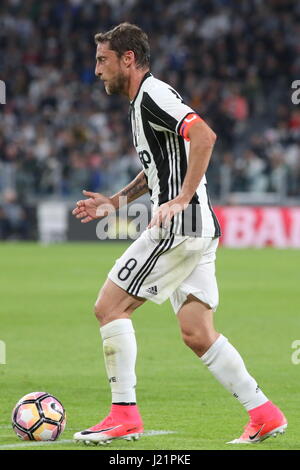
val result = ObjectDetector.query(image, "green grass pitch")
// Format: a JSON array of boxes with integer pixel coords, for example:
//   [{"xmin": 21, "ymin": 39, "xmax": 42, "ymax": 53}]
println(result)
[{"xmin": 0, "ymin": 242, "xmax": 299, "ymax": 450}]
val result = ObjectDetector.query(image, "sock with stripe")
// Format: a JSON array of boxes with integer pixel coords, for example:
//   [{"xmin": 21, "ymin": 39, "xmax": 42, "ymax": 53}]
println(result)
[
  {"xmin": 100, "ymin": 318, "xmax": 137, "ymax": 404},
  {"xmin": 200, "ymin": 334, "xmax": 269, "ymax": 411}
]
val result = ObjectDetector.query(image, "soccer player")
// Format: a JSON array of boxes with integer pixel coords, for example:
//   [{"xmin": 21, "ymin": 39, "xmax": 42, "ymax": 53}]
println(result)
[{"xmin": 72, "ymin": 23, "xmax": 287, "ymax": 444}]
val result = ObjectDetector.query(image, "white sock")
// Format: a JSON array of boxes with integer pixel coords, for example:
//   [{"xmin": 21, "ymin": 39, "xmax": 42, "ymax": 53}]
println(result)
[
  {"xmin": 100, "ymin": 318, "xmax": 137, "ymax": 404},
  {"xmin": 200, "ymin": 335, "xmax": 268, "ymax": 411}
]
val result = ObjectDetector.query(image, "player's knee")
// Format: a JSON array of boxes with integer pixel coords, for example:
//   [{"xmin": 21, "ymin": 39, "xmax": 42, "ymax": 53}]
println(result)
[
  {"xmin": 181, "ymin": 330, "xmax": 200, "ymax": 349},
  {"xmin": 181, "ymin": 330, "xmax": 213, "ymax": 357},
  {"xmin": 93, "ymin": 284, "xmax": 116, "ymax": 323},
  {"xmin": 94, "ymin": 302, "xmax": 119, "ymax": 325},
  {"xmin": 94, "ymin": 300, "xmax": 107, "ymax": 323},
  {"xmin": 94, "ymin": 294, "xmax": 117, "ymax": 324},
  {"xmin": 93, "ymin": 297, "xmax": 135, "ymax": 326}
]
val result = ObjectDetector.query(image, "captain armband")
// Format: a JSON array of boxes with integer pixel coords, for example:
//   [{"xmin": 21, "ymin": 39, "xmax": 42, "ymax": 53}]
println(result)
[{"xmin": 179, "ymin": 113, "xmax": 203, "ymax": 141}]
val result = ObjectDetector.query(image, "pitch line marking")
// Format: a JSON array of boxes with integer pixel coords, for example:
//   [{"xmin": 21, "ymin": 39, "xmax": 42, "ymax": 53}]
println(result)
[{"xmin": 0, "ymin": 430, "xmax": 176, "ymax": 449}]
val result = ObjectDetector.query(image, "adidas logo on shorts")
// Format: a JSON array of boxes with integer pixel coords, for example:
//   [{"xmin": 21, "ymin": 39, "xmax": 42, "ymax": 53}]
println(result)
[{"xmin": 146, "ymin": 286, "xmax": 158, "ymax": 295}]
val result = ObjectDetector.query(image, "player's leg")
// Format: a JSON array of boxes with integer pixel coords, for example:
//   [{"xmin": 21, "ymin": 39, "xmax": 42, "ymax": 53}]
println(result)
[
  {"xmin": 172, "ymin": 238, "xmax": 287, "ymax": 444},
  {"xmin": 177, "ymin": 295, "xmax": 271, "ymax": 410},
  {"xmin": 74, "ymin": 279, "xmax": 145, "ymax": 444},
  {"xmin": 95, "ymin": 279, "xmax": 145, "ymax": 440},
  {"xmin": 73, "ymin": 228, "xmax": 200, "ymax": 445},
  {"xmin": 177, "ymin": 296, "xmax": 219, "ymax": 356},
  {"xmin": 94, "ymin": 278, "xmax": 145, "ymax": 407},
  {"xmin": 74, "ymin": 229, "xmax": 209, "ymax": 444}
]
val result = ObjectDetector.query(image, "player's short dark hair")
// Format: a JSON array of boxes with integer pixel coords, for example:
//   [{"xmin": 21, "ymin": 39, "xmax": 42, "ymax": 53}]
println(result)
[{"xmin": 95, "ymin": 22, "xmax": 150, "ymax": 69}]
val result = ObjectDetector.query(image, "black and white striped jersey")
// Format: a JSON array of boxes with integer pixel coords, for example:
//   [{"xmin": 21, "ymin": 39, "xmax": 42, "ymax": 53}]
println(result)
[{"xmin": 129, "ymin": 72, "xmax": 221, "ymax": 238}]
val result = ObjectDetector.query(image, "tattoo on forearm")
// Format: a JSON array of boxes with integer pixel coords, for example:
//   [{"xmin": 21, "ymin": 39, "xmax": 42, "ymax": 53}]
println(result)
[{"xmin": 121, "ymin": 173, "xmax": 148, "ymax": 199}]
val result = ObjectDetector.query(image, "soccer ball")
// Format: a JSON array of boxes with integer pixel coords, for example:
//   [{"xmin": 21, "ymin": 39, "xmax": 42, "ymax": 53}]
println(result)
[{"xmin": 12, "ymin": 392, "xmax": 66, "ymax": 441}]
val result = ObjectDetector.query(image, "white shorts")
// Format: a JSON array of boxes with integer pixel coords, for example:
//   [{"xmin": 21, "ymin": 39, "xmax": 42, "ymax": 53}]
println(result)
[{"xmin": 108, "ymin": 226, "xmax": 219, "ymax": 314}]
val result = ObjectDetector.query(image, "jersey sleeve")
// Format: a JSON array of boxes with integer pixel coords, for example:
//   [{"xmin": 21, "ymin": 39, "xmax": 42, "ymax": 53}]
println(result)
[{"xmin": 140, "ymin": 86, "xmax": 201, "ymax": 139}]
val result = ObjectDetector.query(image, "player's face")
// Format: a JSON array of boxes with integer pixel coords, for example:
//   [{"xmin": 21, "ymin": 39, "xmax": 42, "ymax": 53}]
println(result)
[{"xmin": 95, "ymin": 42, "xmax": 128, "ymax": 96}]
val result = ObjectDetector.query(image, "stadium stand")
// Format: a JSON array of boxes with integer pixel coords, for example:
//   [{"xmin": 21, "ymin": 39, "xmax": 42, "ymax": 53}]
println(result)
[{"xmin": 0, "ymin": 0, "xmax": 299, "ymax": 239}]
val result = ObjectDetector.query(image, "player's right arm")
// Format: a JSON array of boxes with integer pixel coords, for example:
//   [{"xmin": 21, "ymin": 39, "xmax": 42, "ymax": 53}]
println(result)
[{"xmin": 72, "ymin": 170, "xmax": 148, "ymax": 223}]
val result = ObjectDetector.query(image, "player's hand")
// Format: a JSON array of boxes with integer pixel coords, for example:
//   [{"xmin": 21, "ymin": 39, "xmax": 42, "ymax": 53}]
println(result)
[
  {"xmin": 148, "ymin": 197, "xmax": 188, "ymax": 229},
  {"xmin": 72, "ymin": 190, "xmax": 116, "ymax": 223}
]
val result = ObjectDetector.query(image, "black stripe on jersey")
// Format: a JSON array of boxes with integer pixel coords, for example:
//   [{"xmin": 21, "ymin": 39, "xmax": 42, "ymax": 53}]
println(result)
[
  {"xmin": 170, "ymin": 133, "xmax": 182, "ymax": 233},
  {"xmin": 180, "ymin": 204, "xmax": 202, "ymax": 236},
  {"xmin": 178, "ymin": 136, "xmax": 188, "ymax": 235},
  {"xmin": 134, "ymin": 234, "xmax": 175, "ymax": 297},
  {"xmin": 165, "ymin": 132, "xmax": 175, "ymax": 200},
  {"xmin": 127, "ymin": 231, "xmax": 174, "ymax": 296},
  {"xmin": 171, "ymin": 134, "xmax": 180, "ymax": 196},
  {"xmin": 141, "ymin": 92, "xmax": 179, "ymax": 133},
  {"xmin": 133, "ymin": 235, "xmax": 175, "ymax": 296},
  {"xmin": 205, "ymin": 184, "xmax": 221, "ymax": 237},
  {"xmin": 127, "ymin": 237, "xmax": 165, "ymax": 295},
  {"xmin": 143, "ymin": 172, "xmax": 153, "ymax": 199},
  {"xmin": 178, "ymin": 137, "xmax": 187, "ymax": 193},
  {"xmin": 129, "ymin": 234, "xmax": 175, "ymax": 297},
  {"xmin": 140, "ymin": 107, "xmax": 170, "ymax": 205}
]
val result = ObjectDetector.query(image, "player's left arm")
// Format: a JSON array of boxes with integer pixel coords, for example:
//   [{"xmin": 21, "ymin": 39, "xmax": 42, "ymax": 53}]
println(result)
[{"xmin": 148, "ymin": 119, "xmax": 216, "ymax": 228}]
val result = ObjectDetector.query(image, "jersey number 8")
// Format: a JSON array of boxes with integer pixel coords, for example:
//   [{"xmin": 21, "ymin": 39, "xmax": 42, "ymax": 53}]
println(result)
[{"xmin": 118, "ymin": 258, "xmax": 137, "ymax": 281}]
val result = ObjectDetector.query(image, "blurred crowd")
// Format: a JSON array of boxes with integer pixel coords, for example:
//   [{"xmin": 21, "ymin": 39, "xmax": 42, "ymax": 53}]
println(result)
[{"xmin": 0, "ymin": 0, "xmax": 300, "ymax": 239}]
